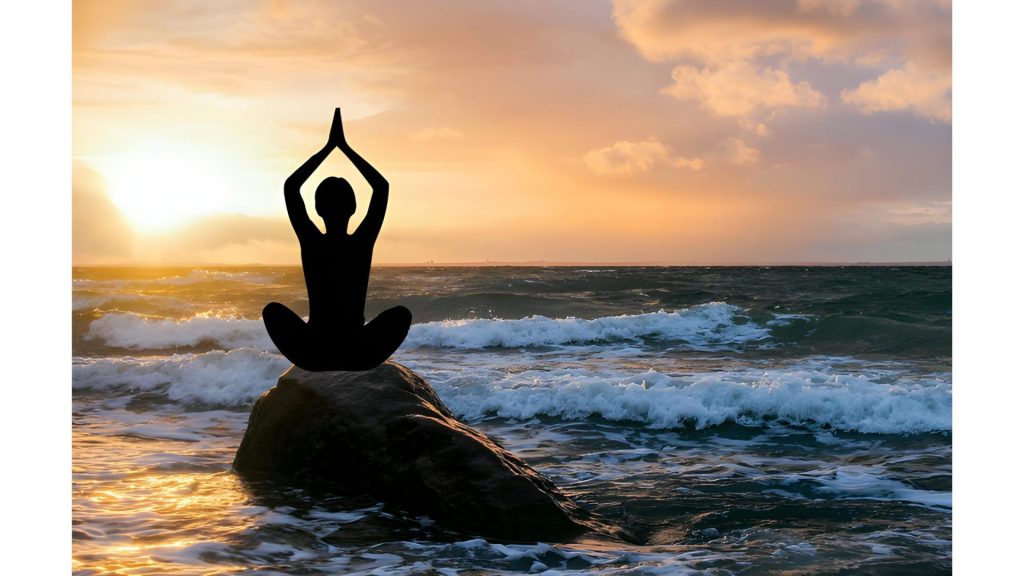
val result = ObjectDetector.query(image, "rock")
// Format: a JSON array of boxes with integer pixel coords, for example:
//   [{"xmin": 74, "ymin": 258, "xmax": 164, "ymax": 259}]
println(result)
[{"xmin": 233, "ymin": 362, "xmax": 608, "ymax": 542}]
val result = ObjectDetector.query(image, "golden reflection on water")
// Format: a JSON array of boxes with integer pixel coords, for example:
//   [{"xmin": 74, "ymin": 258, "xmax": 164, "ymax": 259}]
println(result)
[
  {"xmin": 74, "ymin": 470, "xmax": 253, "ymax": 574},
  {"xmin": 73, "ymin": 409, "xmax": 264, "ymax": 575}
]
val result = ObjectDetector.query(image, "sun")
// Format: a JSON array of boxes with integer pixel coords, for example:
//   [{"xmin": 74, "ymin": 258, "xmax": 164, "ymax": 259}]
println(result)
[{"xmin": 98, "ymin": 139, "xmax": 253, "ymax": 233}]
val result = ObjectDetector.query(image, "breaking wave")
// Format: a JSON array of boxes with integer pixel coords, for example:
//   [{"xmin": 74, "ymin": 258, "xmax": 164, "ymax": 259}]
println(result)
[
  {"xmin": 85, "ymin": 303, "xmax": 791, "ymax": 353},
  {"xmin": 72, "ymin": 351, "xmax": 950, "ymax": 434},
  {"xmin": 72, "ymin": 348, "xmax": 290, "ymax": 406},
  {"xmin": 85, "ymin": 313, "xmax": 273, "ymax": 350},
  {"xmin": 405, "ymin": 303, "xmax": 779, "ymax": 349},
  {"xmin": 430, "ymin": 363, "xmax": 951, "ymax": 434}
]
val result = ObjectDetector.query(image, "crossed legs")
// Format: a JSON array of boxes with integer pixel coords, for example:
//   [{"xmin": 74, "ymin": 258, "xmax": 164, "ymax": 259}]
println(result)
[{"xmin": 262, "ymin": 303, "xmax": 412, "ymax": 371}]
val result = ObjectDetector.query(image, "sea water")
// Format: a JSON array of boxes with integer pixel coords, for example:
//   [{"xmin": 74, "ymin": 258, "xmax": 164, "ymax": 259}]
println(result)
[{"xmin": 72, "ymin": 266, "xmax": 952, "ymax": 574}]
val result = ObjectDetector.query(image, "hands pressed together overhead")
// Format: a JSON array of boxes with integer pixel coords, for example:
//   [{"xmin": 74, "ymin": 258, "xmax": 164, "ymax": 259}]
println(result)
[{"xmin": 327, "ymin": 107, "xmax": 348, "ymax": 150}]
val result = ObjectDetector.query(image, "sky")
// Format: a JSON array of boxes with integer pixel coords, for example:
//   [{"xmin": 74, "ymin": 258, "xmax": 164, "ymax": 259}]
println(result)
[{"xmin": 72, "ymin": 0, "xmax": 952, "ymax": 265}]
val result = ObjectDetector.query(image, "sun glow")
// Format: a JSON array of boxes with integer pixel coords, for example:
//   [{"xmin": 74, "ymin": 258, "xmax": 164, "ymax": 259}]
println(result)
[{"xmin": 99, "ymin": 139, "xmax": 258, "ymax": 233}]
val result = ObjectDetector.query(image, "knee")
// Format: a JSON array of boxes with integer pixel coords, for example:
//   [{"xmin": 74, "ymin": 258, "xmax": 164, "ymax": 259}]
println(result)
[
  {"xmin": 262, "ymin": 302, "xmax": 293, "ymax": 324},
  {"xmin": 395, "ymin": 305, "xmax": 412, "ymax": 324},
  {"xmin": 387, "ymin": 305, "xmax": 413, "ymax": 329},
  {"xmin": 262, "ymin": 302, "xmax": 284, "ymax": 319}
]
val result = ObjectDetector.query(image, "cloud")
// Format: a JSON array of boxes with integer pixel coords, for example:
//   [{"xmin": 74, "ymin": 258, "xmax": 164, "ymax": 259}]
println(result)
[
  {"xmin": 663, "ymin": 61, "xmax": 824, "ymax": 117},
  {"xmin": 841, "ymin": 64, "xmax": 951, "ymax": 122},
  {"xmin": 718, "ymin": 137, "xmax": 762, "ymax": 165},
  {"xmin": 673, "ymin": 156, "xmax": 706, "ymax": 171},
  {"xmin": 410, "ymin": 127, "xmax": 464, "ymax": 141},
  {"xmin": 865, "ymin": 199, "xmax": 952, "ymax": 226},
  {"xmin": 168, "ymin": 214, "xmax": 295, "ymax": 251},
  {"xmin": 739, "ymin": 119, "xmax": 771, "ymax": 136},
  {"xmin": 73, "ymin": 165, "xmax": 135, "ymax": 264},
  {"xmin": 133, "ymin": 213, "xmax": 299, "ymax": 264},
  {"xmin": 612, "ymin": 0, "xmax": 950, "ymax": 123},
  {"xmin": 796, "ymin": 0, "xmax": 863, "ymax": 17},
  {"xmin": 582, "ymin": 138, "xmax": 703, "ymax": 176},
  {"xmin": 72, "ymin": 1, "xmax": 950, "ymax": 264},
  {"xmin": 611, "ymin": 0, "xmax": 950, "ymax": 68}
]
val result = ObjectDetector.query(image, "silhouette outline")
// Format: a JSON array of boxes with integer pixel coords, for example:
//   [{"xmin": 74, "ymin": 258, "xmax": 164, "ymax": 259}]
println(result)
[{"xmin": 263, "ymin": 108, "xmax": 411, "ymax": 371}]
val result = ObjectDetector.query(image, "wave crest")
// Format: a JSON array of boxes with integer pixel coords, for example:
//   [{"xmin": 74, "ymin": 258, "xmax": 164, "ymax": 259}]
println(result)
[
  {"xmin": 72, "ymin": 349, "xmax": 950, "ymax": 433},
  {"xmin": 405, "ymin": 303, "xmax": 778, "ymax": 349},
  {"xmin": 73, "ymin": 348, "xmax": 290, "ymax": 406},
  {"xmin": 85, "ymin": 312, "xmax": 272, "ymax": 350},
  {"xmin": 430, "ymin": 362, "xmax": 951, "ymax": 434},
  {"xmin": 83, "ymin": 303, "xmax": 789, "ymax": 352}
]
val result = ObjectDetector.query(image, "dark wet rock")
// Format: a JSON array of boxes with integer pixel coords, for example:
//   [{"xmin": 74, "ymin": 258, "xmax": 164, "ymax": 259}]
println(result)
[{"xmin": 233, "ymin": 362, "xmax": 613, "ymax": 542}]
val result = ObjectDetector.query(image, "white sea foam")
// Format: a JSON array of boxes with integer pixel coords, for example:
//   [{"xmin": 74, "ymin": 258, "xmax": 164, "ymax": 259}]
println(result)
[
  {"xmin": 72, "ymin": 348, "xmax": 290, "ymax": 405},
  {"xmin": 73, "ymin": 347, "xmax": 950, "ymax": 433},
  {"xmin": 809, "ymin": 465, "xmax": 952, "ymax": 508},
  {"xmin": 85, "ymin": 312, "xmax": 273, "ymax": 350},
  {"xmin": 404, "ymin": 303, "xmax": 776, "ymax": 349},
  {"xmin": 393, "ymin": 539, "xmax": 726, "ymax": 576},
  {"xmin": 83, "ymin": 303, "xmax": 782, "ymax": 352},
  {"xmin": 426, "ymin": 361, "xmax": 951, "ymax": 434}
]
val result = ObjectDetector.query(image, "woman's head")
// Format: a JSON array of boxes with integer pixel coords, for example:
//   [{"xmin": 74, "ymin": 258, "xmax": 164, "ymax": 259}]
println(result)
[{"xmin": 315, "ymin": 177, "xmax": 356, "ymax": 223}]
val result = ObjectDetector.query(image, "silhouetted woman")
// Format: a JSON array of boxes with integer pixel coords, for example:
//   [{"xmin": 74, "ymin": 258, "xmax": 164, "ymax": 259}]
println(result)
[{"xmin": 263, "ymin": 108, "xmax": 411, "ymax": 371}]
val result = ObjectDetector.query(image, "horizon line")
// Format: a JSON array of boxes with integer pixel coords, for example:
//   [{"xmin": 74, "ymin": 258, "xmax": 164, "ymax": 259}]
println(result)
[{"xmin": 73, "ymin": 259, "xmax": 953, "ymax": 268}]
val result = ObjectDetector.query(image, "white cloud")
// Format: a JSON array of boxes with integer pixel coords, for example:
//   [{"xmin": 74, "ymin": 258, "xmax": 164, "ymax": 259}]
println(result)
[
  {"xmin": 612, "ymin": 0, "xmax": 950, "ymax": 124},
  {"xmin": 739, "ymin": 119, "xmax": 771, "ymax": 136},
  {"xmin": 719, "ymin": 138, "xmax": 762, "ymax": 165},
  {"xmin": 673, "ymin": 156, "xmax": 706, "ymax": 171},
  {"xmin": 583, "ymin": 137, "xmax": 703, "ymax": 176},
  {"xmin": 611, "ymin": 0, "xmax": 949, "ymax": 68},
  {"xmin": 841, "ymin": 64, "xmax": 951, "ymax": 122},
  {"xmin": 663, "ymin": 61, "xmax": 824, "ymax": 118},
  {"xmin": 73, "ymin": 165, "xmax": 136, "ymax": 264}
]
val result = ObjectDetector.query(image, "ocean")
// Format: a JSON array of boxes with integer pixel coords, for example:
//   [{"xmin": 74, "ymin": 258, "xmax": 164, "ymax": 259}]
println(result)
[{"xmin": 72, "ymin": 265, "xmax": 952, "ymax": 575}]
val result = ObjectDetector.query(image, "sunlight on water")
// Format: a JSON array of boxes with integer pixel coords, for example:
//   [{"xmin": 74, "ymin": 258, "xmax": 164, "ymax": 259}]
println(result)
[
  {"xmin": 73, "ymin": 412, "xmax": 257, "ymax": 574},
  {"xmin": 72, "ymin": 267, "xmax": 952, "ymax": 574}
]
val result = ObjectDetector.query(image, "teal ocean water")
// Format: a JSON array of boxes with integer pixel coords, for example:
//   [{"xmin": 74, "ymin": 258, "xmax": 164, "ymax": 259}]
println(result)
[{"xmin": 73, "ymin": 266, "xmax": 951, "ymax": 574}]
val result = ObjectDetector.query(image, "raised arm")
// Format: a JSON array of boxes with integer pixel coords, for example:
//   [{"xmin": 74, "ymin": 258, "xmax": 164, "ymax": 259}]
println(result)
[
  {"xmin": 333, "ymin": 109, "xmax": 389, "ymax": 240},
  {"xmin": 284, "ymin": 143, "xmax": 331, "ymax": 240},
  {"xmin": 284, "ymin": 110, "xmax": 346, "ymax": 239}
]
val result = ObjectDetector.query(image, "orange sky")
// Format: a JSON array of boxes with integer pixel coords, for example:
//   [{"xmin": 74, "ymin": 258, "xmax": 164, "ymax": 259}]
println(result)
[{"xmin": 72, "ymin": 0, "xmax": 951, "ymax": 265}]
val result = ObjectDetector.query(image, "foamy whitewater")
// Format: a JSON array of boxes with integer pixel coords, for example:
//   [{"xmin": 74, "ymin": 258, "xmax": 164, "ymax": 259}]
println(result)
[{"xmin": 73, "ymin": 266, "xmax": 952, "ymax": 574}]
